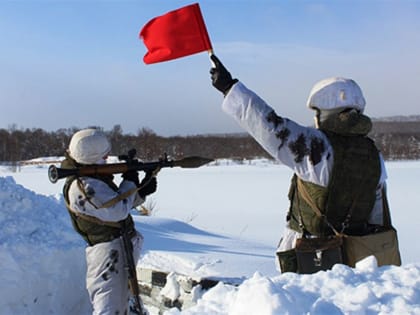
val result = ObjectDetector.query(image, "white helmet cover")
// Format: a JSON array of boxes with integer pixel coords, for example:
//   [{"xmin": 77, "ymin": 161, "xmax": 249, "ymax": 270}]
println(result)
[
  {"xmin": 68, "ymin": 128, "xmax": 111, "ymax": 164},
  {"xmin": 307, "ymin": 77, "xmax": 366, "ymax": 113}
]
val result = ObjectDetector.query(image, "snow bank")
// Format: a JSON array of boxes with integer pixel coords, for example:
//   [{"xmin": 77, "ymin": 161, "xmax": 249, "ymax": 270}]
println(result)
[
  {"xmin": 165, "ymin": 261, "xmax": 420, "ymax": 315},
  {"xmin": 0, "ymin": 176, "xmax": 90, "ymax": 314}
]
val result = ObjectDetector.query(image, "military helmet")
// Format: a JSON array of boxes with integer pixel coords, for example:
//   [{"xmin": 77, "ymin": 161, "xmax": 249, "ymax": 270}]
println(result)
[
  {"xmin": 307, "ymin": 77, "xmax": 366, "ymax": 113},
  {"xmin": 68, "ymin": 128, "xmax": 111, "ymax": 165}
]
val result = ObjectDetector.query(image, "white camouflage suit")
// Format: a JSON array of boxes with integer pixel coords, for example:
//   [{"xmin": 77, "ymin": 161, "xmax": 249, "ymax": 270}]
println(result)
[
  {"xmin": 67, "ymin": 176, "xmax": 144, "ymax": 315},
  {"xmin": 221, "ymin": 82, "xmax": 387, "ymax": 269}
]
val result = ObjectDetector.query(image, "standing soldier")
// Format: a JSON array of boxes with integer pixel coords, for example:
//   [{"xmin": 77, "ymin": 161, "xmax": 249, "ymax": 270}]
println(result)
[
  {"xmin": 209, "ymin": 54, "xmax": 400, "ymax": 273},
  {"xmin": 61, "ymin": 128, "xmax": 156, "ymax": 314}
]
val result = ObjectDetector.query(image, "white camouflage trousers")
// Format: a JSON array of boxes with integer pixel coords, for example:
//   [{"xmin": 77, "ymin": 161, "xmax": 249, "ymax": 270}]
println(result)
[{"xmin": 85, "ymin": 232, "xmax": 143, "ymax": 315}]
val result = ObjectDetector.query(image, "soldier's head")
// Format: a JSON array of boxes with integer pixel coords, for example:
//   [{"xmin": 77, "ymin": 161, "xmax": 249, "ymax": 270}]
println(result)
[
  {"xmin": 68, "ymin": 128, "xmax": 111, "ymax": 165},
  {"xmin": 306, "ymin": 77, "xmax": 366, "ymax": 128}
]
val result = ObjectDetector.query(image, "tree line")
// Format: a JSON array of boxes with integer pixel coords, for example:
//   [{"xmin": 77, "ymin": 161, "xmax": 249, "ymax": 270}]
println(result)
[
  {"xmin": 369, "ymin": 120, "xmax": 420, "ymax": 160},
  {"xmin": 0, "ymin": 120, "xmax": 419, "ymax": 163}
]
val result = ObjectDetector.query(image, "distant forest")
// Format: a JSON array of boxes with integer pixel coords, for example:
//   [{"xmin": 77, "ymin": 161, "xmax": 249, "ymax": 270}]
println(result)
[{"xmin": 1, "ymin": 118, "xmax": 420, "ymax": 163}]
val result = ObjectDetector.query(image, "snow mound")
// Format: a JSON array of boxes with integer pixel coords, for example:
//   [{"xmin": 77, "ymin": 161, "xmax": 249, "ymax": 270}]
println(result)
[
  {"xmin": 0, "ymin": 176, "xmax": 90, "ymax": 315},
  {"xmin": 0, "ymin": 176, "xmax": 80, "ymax": 248}
]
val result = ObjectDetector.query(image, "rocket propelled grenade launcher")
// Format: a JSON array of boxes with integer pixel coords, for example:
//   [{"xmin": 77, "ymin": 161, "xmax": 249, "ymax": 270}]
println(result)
[{"xmin": 48, "ymin": 150, "xmax": 213, "ymax": 183}]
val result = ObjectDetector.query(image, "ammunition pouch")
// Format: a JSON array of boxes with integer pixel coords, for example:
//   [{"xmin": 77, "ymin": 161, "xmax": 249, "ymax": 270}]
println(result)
[
  {"xmin": 276, "ymin": 249, "xmax": 298, "ymax": 273},
  {"xmin": 294, "ymin": 236, "xmax": 343, "ymax": 274}
]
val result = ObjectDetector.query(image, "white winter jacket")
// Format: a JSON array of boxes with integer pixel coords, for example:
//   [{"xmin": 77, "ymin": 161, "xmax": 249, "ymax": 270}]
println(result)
[
  {"xmin": 222, "ymin": 82, "xmax": 387, "ymax": 251},
  {"xmin": 67, "ymin": 177, "xmax": 143, "ymax": 222}
]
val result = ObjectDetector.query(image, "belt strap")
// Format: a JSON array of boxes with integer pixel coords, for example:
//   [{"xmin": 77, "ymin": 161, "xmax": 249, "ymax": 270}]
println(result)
[{"xmin": 65, "ymin": 200, "xmax": 121, "ymax": 228}]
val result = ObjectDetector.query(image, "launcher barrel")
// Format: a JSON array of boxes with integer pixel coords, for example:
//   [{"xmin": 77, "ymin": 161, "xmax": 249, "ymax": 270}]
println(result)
[{"xmin": 48, "ymin": 156, "xmax": 213, "ymax": 183}]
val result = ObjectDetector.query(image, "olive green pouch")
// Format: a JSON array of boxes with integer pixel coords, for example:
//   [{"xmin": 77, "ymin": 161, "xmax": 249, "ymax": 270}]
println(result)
[{"xmin": 276, "ymin": 249, "xmax": 298, "ymax": 273}]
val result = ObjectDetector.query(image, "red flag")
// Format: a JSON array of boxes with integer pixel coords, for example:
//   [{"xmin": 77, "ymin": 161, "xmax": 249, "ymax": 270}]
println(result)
[{"xmin": 139, "ymin": 3, "xmax": 212, "ymax": 64}]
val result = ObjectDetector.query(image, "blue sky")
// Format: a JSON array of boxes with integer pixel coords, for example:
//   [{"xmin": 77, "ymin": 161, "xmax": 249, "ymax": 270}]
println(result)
[{"xmin": 1, "ymin": 0, "xmax": 420, "ymax": 136}]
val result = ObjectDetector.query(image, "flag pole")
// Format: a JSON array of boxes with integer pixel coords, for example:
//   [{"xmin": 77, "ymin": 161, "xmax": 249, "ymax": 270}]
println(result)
[{"xmin": 208, "ymin": 49, "xmax": 216, "ymax": 67}]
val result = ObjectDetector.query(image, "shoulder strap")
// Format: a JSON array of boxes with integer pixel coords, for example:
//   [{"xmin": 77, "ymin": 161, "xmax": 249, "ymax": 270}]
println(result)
[
  {"xmin": 76, "ymin": 177, "xmax": 140, "ymax": 209},
  {"xmin": 100, "ymin": 175, "xmax": 156, "ymax": 208},
  {"xmin": 101, "ymin": 186, "xmax": 140, "ymax": 208}
]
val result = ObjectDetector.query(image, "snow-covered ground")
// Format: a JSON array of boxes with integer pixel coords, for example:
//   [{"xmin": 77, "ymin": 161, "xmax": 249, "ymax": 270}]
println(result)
[{"xmin": 0, "ymin": 159, "xmax": 419, "ymax": 315}]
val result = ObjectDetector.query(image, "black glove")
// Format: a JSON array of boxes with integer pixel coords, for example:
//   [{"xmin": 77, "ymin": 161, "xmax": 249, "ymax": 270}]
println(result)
[
  {"xmin": 138, "ymin": 173, "xmax": 157, "ymax": 199},
  {"xmin": 122, "ymin": 170, "xmax": 140, "ymax": 186},
  {"xmin": 209, "ymin": 54, "xmax": 238, "ymax": 95}
]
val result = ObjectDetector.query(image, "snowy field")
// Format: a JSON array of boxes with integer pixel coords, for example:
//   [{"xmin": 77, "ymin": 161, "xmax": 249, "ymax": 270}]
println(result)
[{"xmin": 0, "ymin": 159, "xmax": 419, "ymax": 315}]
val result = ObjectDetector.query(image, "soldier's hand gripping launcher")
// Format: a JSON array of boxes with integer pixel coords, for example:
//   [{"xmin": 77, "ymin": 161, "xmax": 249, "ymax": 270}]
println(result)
[{"xmin": 48, "ymin": 150, "xmax": 213, "ymax": 183}]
